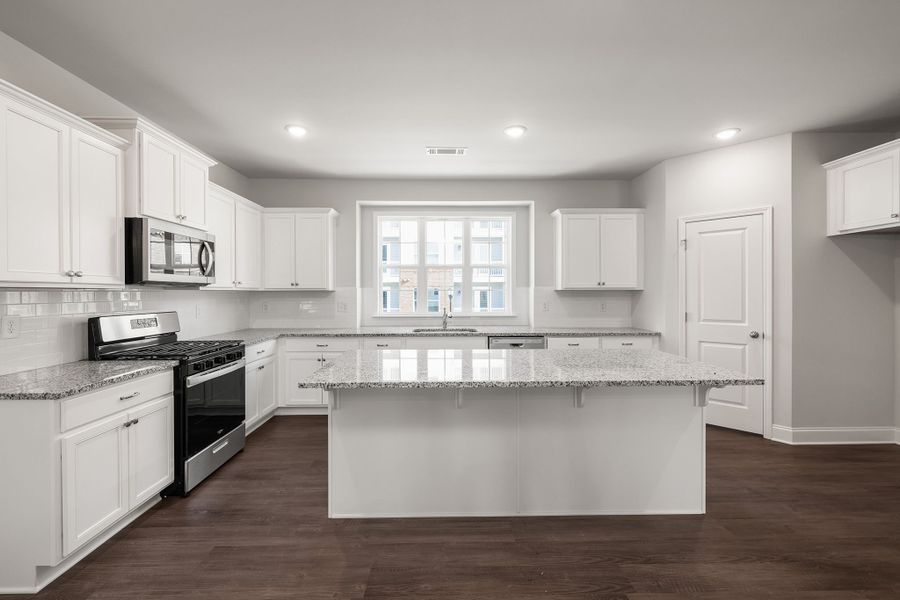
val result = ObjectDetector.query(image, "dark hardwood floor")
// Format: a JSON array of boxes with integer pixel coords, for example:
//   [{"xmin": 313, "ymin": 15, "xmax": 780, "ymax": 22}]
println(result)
[{"xmin": 17, "ymin": 417, "xmax": 900, "ymax": 599}]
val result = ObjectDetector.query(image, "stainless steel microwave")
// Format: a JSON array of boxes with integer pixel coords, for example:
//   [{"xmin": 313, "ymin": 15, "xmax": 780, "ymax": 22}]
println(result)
[{"xmin": 125, "ymin": 217, "xmax": 215, "ymax": 286}]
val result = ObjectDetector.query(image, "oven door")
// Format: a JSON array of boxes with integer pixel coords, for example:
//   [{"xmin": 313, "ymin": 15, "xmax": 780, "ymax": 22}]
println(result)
[{"xmin": 184, "ymin": 360, "xmax": 245, "ymax": 458}]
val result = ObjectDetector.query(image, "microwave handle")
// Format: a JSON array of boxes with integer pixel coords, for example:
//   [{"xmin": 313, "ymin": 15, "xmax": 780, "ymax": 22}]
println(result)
[{"xmin": 200, "ymin": 241, "xmax": 215, "ymax": 276}]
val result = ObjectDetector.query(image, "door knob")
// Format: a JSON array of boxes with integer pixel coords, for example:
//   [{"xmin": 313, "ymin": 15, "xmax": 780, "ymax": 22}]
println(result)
[{"xmin": 749, "ymin": 331, "xmax": 760, "ymax": 339}]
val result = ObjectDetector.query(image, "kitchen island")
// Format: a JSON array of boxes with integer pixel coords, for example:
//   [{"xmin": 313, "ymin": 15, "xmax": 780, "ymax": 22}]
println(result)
[{"xmin": 302, "ymin": 348, "xmax": 762, "ymax": 518}]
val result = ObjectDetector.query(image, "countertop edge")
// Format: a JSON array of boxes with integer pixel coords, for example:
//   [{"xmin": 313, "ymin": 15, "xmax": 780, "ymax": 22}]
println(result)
[{"xmin": 0, "ymin": 361, "xmax": 178, "ymax": 401}]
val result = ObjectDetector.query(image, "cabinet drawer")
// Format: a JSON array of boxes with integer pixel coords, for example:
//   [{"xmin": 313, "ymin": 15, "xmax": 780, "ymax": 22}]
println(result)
[
  {"xmin": 283, "ymin": 337, "xmax": 359, "ymax": 352},
  {"xmin": 246, "ymin": 339, "xmax": 277, "ymax": 363},
  {"xmin": 61, "ymin": 371, "xmax": 174, "ymax": 432},
  {"xmin": 600, "ymin": 336, "xmax": 654, "ymax": 350},
  {"xmin": 363, "ymin": 337, "xmax": 405, "ymax": 350},
  {"xmin": 546, "ymin": 337, "xmax": 600, "ymax": 350}
]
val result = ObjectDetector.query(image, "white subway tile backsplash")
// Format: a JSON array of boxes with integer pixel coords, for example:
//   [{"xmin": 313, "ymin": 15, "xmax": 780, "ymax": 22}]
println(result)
[{"xmin": 0, "ymin": 286, "xmax": 252, "ymax": 376}]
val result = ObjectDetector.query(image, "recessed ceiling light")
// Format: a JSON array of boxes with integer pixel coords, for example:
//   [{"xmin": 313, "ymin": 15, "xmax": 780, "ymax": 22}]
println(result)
[
  {"xmin": 285, "ymin": 124, "xmax": 308, "ymax": 138},
  {"xmin": 715, "ymin": 128, "xmax": 741, "ymax": 141},
  {"xmin": 503, "ymin": 125, "xmax": 527, "ymax": 138}
]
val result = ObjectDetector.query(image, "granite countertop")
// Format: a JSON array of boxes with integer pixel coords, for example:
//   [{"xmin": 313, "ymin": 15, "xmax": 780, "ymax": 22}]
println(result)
[
  {"xmin": 299, "ymin": 348, "xmax": 764, "ymax": 390},
  {"xmin": 200, "ymin": 326, "xmax": 661, "ymax": 346},
  {"xmin": 0, "ymin": 360, "xmax": 178, "ymax": 400}
]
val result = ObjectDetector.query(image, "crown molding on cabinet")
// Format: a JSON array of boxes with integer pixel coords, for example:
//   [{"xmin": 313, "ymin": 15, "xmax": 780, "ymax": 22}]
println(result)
[
  {"xmin": 86, "ymin": 116, "xmax": 216, "ymax": 167},
  {"xmin": 0, "ymin": 78, "xmax": 128, "ymax": 149}
]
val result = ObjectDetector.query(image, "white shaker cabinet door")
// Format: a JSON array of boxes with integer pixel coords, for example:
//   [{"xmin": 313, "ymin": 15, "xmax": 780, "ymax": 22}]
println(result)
[
  {"xmin": 206, "ymin": 188, "xmax": 236, "ymax": 288},
  {"xmin": 61, "ymin": 414, "xmax": 129, "ymax": 556},
  {"xmin": 245, "ymin": 362, "xmax": 260, "ymax": 430},
  {"xmin": 599, "ymin": 213, "xmax": 642, "ymax": 289},
  {"xmin": 295, "ymin": 213, "xmax": 330, "ymax": 289},
  {"xmin": 559, "ymin": 213, "xmax": 600, "ymax": 289},
  {"xmin": 139, "ymin": 132, "xmax": 180, "ymax": 224},
  {"xmin": 263, "ymin": 213, "xmax": 296, "ymax": 289},
  {"xmin": 283, "ymin": 352, "xmax": 325, "ymax": 406},
  {"xmin": 257, "ymin": 356, "xmax": 278, "ymax": 417},
  {"xmin": 179, "ymin": 152, "xmax": 208, "ymax": 230},
  {"xmin": 234, "ymin": 201, "xmax": 262, "ymax": 289},
  {"xmin": 0, "ymin": 98, "xmax": 71, "ymax": 283},
  {"xmin": 127, "ymin": 395, "xmax": 175, "ymax": 507},
  {"xmin": 70, "ymin": 129, "xmax": 124, "ymax": 285},
  {"xmin": 831, "ymin": 147, "xmax": 900, "ymax": 233}
]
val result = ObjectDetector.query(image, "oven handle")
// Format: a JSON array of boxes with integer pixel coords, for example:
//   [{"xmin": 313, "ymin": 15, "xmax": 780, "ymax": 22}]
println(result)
[{"xmin": 185, "ymin": 359, "xmax": 245, "ymax": 388}]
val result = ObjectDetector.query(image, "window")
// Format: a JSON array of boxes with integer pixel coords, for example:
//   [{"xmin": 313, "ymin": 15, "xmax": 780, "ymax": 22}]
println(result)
[{"xmin": 377, "ymin": 214, "xmax": 513, "ymax": 316}]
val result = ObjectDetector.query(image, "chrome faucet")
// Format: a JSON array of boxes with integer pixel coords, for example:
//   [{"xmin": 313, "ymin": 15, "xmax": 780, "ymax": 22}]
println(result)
[{"xmin": 442, "ymin": 291, "xmax": 453, "ymax": 330}]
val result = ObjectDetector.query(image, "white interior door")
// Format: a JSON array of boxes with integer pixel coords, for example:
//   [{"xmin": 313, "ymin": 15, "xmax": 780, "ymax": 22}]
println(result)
[{"xmin": 685, "ymin": 214, "xmax": 765, "ymax": 434}]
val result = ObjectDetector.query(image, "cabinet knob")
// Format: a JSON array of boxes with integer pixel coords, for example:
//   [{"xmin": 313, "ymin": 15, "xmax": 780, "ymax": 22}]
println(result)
[
  {"xmin": 749, "ymin": 331, "xmax": 760, "ymax": 339},
  {"xmin": 892, "ymin": 213, "xmax": 898, "ymax": 219},
  {"xmin": 258, "ymin": 365, "xmax": 265, "ymax": 370},
  {"xmin": 600, "ymin": 282, "xmax": 606, "ymax": 286},
  {"xmin": 75, "ymin": 271, "xmax": 83, "ymax": 277},
  {"xmin": 65, "ymin": 270, "xmax": 76, "ymax": 277}
]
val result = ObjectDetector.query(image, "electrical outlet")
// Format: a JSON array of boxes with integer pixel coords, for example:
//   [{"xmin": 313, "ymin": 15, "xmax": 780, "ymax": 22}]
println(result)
[
  {"xmin": 262, "ymin": 302, "xmax": 269, "ymax": 313},
  {"xmin": 599, "ymin": 302, "xmax": 607, "ymax": 313},
  {"xmin": 1, "ymin": 315, "xmax": 21, "ymax": 339},
  {"xmin": 542, "ymin": 301, "xmax": 550, "ymax": 312},
  {"xmin": 337, "ymin": 301, "xmax": 348, "ymax": 313},
  {"xmin": 195, "ymin": 304, "xmax": 202, "ymax": 319}
]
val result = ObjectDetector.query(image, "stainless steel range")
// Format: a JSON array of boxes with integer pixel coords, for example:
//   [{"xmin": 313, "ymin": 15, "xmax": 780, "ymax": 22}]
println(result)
[{"xmin": 87, "ymin": 311, "xmax": 245, "ymax": 496}]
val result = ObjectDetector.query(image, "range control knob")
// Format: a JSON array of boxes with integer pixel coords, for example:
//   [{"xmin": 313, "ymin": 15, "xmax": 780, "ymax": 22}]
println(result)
[
  {"xmin": 214, "ymin": 355, "xmax": 226, "ymax": 365},
  {"xmin": 192, "ymin": 363, "xmax": 204, "ymax": 372}
]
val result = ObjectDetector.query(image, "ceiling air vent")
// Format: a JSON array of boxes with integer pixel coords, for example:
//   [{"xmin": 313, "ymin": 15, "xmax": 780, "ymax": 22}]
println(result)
[{"xmin": 425, "ymin": 146, "xmax": 467, "ymax": 156}]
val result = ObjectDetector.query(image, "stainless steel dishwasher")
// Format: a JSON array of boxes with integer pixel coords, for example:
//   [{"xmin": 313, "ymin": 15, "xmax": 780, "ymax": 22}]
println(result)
[{"xmin": 488, "ymin": 336, "xmax": 546, "ymax": 350}]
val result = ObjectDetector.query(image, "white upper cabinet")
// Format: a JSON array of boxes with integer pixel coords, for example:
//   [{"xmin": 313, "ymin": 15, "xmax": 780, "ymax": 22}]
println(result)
[
  {"xmin": 263, "ymin": 209, "xmax": 337, "ymax": 290},
  {"xmin": 825, "ymin": 139, "xmax": 900, "ymax": 235},
  {"xmin": 0, "ymin": 80, "xmax": 126, "ymax": 286},
  {"xmin": 206, "ymin": 183, "xmax": 237, "ymax": 289},
  {"xmin": 89, "ymin": 117, "xmax": 216, "ymax": 230},
  {"xmin": 235, "ymin": 198, "xmax": 263, "ymax": 289},
  {"xmin": 552, "ymin": 209, "xmax": 644, "ymax": 290},
  {"xmin": 70, "ymin": 130, "xmax": 124, "ymax": 286}
]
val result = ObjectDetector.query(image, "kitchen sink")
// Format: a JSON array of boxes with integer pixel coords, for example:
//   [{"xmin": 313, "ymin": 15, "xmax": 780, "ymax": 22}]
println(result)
[{"xmin": 412, "ymin": 327, "xmax": 479, "ymax": 333}]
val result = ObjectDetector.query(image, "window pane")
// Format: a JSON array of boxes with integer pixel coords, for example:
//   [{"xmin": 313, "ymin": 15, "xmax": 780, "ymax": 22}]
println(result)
[
  {"xmin": 381, "ymin": 267, "xmax": 417, "ymax": 313},
  {"xmin": 426, "ymin": 268, "xmax": 462, "ymax": 312},
  {"xmin": 381, "ymin": 219, "xmax": 418, "ymax": 265},
  {"xmin": 426, "ymin": 220, "xmax": 463, "ymax": 265},
  {"xmin": 471, "ymin": 267, "xmax": 506, "ymax": 312},
  {"xmin": 470, "ymin": 218, "xmax": 508, "ymax": 265}
]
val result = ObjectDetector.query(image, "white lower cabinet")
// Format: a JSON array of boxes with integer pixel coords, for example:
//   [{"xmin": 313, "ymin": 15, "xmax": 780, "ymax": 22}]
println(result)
[
  {"xmin": 283, "ymin": 352, "xmax": 329, "ymax": 406},
  {"xmin": 246, "ymin": 351, "xmax": 277, "ymax": 432},
  {"xmin": 61, "ymin": 414, "xmax": 129, "ymax": 557},
  {"xmin": 56, "ymin": 376, "xmax": 174, "ymax": 559},
  {"xmin": 546, "ymin": 337, "xmax": 601, "ymax": 350}
]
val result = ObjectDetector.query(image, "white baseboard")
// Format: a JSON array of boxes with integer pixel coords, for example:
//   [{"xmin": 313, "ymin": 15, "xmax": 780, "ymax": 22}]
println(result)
[
  {"xmin": 275, "ymin": 406, "xmax": 328, "ymax": 416},
  {"xmin": 771, "ymin": 424, "xmax": 900, "ymax": 445}
]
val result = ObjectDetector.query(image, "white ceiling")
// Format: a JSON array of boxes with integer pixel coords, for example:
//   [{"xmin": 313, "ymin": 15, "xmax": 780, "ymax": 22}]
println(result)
[{"xmin": 2, "ymin": 0, "xmax": 900, "ymax": 179}]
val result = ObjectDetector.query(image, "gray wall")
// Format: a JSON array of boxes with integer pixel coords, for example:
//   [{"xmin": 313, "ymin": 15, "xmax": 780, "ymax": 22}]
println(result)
[
  {"xmin": 791, "ymin": 132, "xmax": 896, "ymax": 429},
  {"xmin": 630, "ymin": 162, "xmax": 667, "ymax": 340}
]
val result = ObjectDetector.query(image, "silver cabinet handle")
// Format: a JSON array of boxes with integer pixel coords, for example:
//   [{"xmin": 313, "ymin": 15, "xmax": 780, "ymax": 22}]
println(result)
[
  {"xmin": 258, "ymin": 364, "xmax": 265, "ymax": 370},
  {"xmin": 567, "ymin": 343, "xmax": 580, "ymax": 347},
  {"xmin": 315, "ymin": 344, "xmax": 328, "ymax": 348},
  {"xmin": 75, "ymin": 271, "xmax": 83, "ymax": 277},
  {"xmin": 600, "ymin": 282, "xmax": 606, "ymax": 286},
  {"xmin": 892, "ymin": 213, "xmax": 899, "ymax": 218},
  {"xmin": 65, "ymin": 270, "xmax": 76, "ymax": 277},
  {"xmin": 749, "ymin": 331, "xmax": 760, "ymax": 339},
  {"xmin": 120, "ymin": 391, "xmax": 141, "ymax": 401},
  {"xmin": 376, "ymin": 343, "xmax": 389, "ymax": 348},
  {"xmin": 256, "ymin": 349, "xmax": 266, "ymax": 355},
  {"xmin": 621, "ymin": 342, "xmax": 633, "ymax": 346},
  {"xmin": 123, "ymin": 418, "xmax": 139, "ymax": 427}
]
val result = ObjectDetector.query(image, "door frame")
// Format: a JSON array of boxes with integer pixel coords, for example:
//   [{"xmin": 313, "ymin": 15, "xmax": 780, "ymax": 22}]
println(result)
[{"xmin": 677, "ymin": 206, "xmax": 773, "ymax": 439}]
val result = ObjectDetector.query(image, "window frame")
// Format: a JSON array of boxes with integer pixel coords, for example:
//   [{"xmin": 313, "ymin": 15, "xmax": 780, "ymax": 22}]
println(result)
[{"xmin": 374, "ymin": 212, "xmax": 515, "ymax": 317}]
